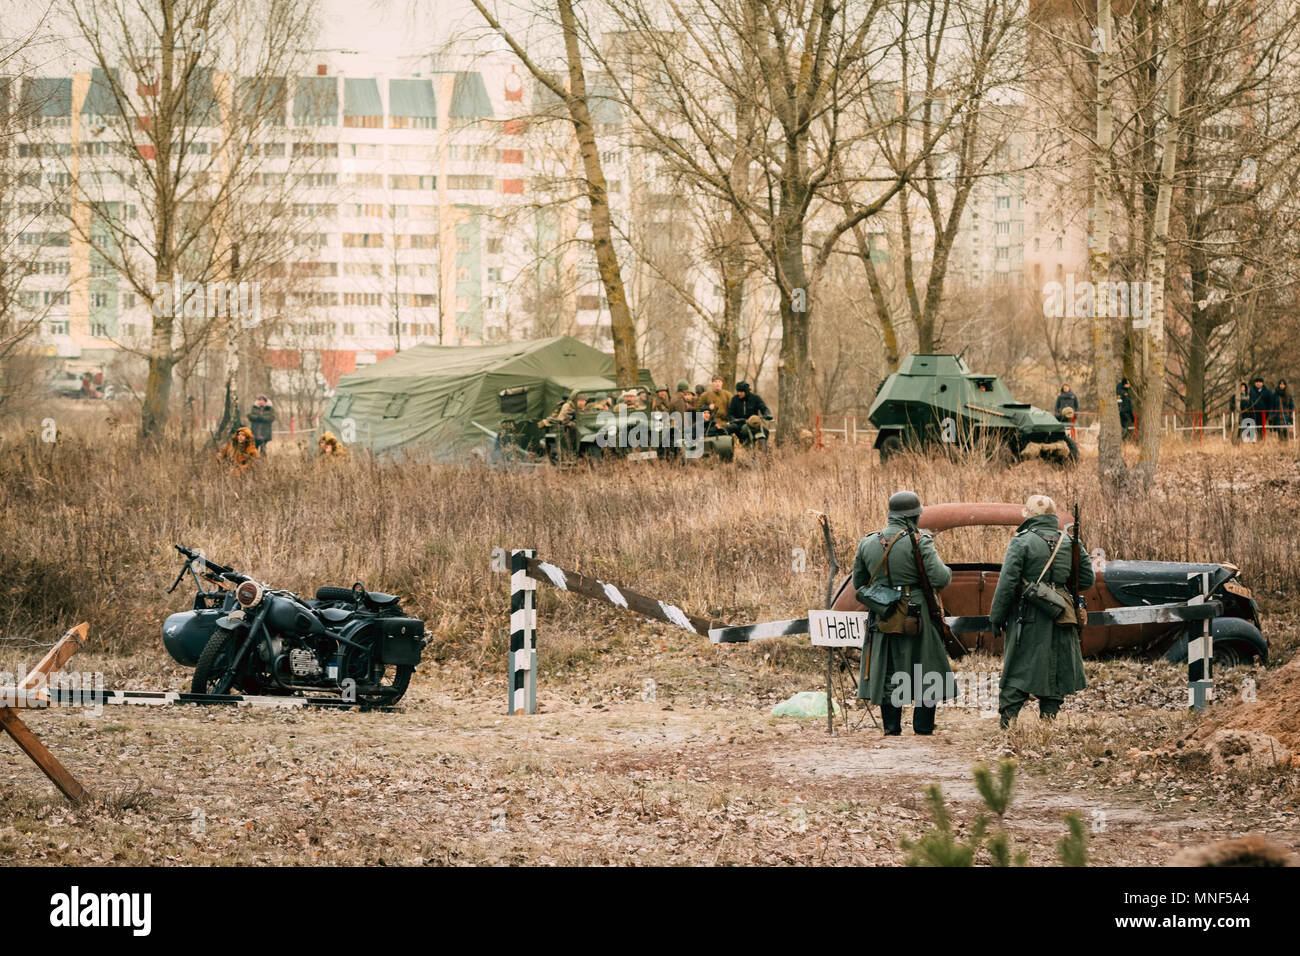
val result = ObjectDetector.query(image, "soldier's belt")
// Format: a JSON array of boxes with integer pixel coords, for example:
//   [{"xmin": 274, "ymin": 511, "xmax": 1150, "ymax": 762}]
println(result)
[{"xmin": 708, "ymin": 600, "xmax": 1223, "ymax": 644}]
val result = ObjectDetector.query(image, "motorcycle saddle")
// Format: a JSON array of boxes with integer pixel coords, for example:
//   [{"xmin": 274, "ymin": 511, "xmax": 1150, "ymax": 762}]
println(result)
[{"xmin": 351, "ymin": 583, "xmax": 401, "ymax": 609}]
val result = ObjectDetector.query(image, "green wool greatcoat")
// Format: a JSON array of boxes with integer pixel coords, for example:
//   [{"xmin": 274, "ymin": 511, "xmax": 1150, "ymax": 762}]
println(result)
[
  {"xmin": 854, "ymin": 517, "xmax": 956, "ymax": 706},
  {"xmin": 988, "ymin": 513, "xmax": 1095, "ymax": 699}
]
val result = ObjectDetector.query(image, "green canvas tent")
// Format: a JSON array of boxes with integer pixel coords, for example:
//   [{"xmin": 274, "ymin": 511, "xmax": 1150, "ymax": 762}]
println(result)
[{"xmin": 320, "ymin": 335, "xmax": 649, "ymax": 457}]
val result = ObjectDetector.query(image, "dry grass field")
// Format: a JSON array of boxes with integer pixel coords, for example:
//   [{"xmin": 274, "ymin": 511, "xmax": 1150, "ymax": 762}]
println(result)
[{"xmin": 1, "ymin": 405, "xmax": 1297, "ymax": 865}]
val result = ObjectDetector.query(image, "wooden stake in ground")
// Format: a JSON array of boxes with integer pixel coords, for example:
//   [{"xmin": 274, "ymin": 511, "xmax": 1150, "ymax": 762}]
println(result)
[{"xmin": 0, "ymin": 623, "xmax": 91, "ymax": 804}]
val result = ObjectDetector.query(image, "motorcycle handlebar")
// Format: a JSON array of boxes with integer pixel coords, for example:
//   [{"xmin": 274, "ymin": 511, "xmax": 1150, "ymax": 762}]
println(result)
[{"xmin": 174, "ymin": 544, "xmax": 236, "ymax": 578}]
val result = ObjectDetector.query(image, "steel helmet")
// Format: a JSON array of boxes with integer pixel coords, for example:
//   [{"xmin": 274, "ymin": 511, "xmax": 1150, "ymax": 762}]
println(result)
[{"xmin": 887, "ymin": 490, "xmax": 923, "ymax": 519}]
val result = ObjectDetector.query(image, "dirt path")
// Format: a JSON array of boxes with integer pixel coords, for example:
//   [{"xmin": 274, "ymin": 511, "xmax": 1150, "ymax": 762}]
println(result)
[{"xmin": 3, "ymin": 679, "xmax": 1288, "ymax": 866}]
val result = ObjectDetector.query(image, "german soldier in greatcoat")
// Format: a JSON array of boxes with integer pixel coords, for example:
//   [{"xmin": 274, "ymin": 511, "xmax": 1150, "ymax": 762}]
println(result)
[
  {"xmin": 854, "ymin": 491, "xmax": 955, "ymax": 736},
  {"xmin": 988, "ymin": 495, "xmax": 1094, "ymax": 728}
]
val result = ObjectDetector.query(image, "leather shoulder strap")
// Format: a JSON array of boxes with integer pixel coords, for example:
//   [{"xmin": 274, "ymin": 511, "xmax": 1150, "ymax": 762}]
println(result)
[
  {"xmin": 1028, "ymin": 530, "xmax": 1068, "ymax": 586},
  {"xmin": 871, "ymin": 530, "xmax": 907, "ymax": 584}
]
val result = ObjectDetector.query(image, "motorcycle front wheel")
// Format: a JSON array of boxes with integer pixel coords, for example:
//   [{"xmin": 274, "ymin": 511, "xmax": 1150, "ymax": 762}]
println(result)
[{"xmin": 191, "ymin": 629, "xmax": 241, "ymax": 695}]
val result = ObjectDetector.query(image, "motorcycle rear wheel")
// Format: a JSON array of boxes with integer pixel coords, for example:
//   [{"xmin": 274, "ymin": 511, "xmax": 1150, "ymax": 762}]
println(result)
[{"xmin": 352, "ymin": 663, "xmax": 414, "ymax": 709}]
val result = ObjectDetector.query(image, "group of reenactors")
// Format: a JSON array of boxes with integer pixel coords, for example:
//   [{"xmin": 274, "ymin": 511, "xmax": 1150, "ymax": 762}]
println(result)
[
  {"xmin": 543, "ymin": 375, "xmax": 776, "ymax": 447},
  {"xmin": 852, "ymin": 490, "xmax": 1091, "ymax": 734},
  {"xmin": 216, "ymin": 392, "xmax": 348, "ymax": 470},
  {"xmin": 1231, "ymin": 376, "xmax": 1295, "ymax": 439}
]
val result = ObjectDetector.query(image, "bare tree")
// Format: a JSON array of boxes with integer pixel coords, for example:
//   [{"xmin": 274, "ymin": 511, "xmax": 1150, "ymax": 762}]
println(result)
[
  {"xmin": 595, "ymin": 0, "xmax": 951, "ymax": 441},
  {"xmin": 838, "ymin": 0, "xmax": 1026, "ymax": 360},
  {"xmin": 52, "ymin": 0, "xmax": 321, "ymax": 440},
  {"xmin": 469, "ymin": 0, "xmax": 640, "ymax": 385}
]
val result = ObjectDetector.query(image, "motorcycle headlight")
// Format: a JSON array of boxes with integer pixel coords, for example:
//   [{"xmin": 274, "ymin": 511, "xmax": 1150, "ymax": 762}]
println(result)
[{"xmin": 236, "ymin": 580, "xmax": 264, "ymax": 608}]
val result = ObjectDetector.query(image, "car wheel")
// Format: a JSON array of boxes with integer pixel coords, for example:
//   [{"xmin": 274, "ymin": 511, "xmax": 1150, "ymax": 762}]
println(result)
[
  {"xmin": 1214, "ymin": 642, "xmax": 1248, "ymax": 669},
  {"xmin": 879, "ymin": 434, "xmax": 903, "ymax": 464}
]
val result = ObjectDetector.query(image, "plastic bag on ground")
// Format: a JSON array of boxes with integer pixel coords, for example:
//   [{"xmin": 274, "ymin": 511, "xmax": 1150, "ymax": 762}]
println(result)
[{"xmin": 770, "ymin": 691, "xmax": 841, "ymax": 718}]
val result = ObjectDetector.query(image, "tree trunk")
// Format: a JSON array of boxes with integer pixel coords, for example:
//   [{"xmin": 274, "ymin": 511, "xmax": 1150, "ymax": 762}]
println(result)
[
  {"xmin": 853, "ymin": 222, "xmax": 901, "ymax": 369},
  {"xmin": 715, "ymin": 95, "xmax": 753, "ymax": 386},
  {"xmin": 557, "ymin": 0, "xmax": 638, "ymax": 386},
  {"xmin": 1135, "ymin": 0, "xmax": 1182, "ymax": 487},
  {"xmin": 141, "ymin": 348, "xmax": 176, "ymax": 441},
  {"xmin": 1092, "ymin": 0, "xmax": 1125, "ymax": 486},
  {"xmin": 141, "ymin": 5, "xmax": 178, "ymax": 442},
  {"xmin": 775, "ymin": 163, "xmax": 811, "ymax": 443},
  {"xmin": 1184, "ymin": 305, "xmax": 1210, "ymax": 413},
  {"xmin": 717, "ymin": 269, "xmax": 743, "ymax": 385}
]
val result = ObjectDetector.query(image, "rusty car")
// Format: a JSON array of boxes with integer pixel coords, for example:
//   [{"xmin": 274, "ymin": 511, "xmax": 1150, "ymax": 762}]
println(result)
[{"xmin": 830, "ymin": 502, "xmax": 1266, "ymax": 667}]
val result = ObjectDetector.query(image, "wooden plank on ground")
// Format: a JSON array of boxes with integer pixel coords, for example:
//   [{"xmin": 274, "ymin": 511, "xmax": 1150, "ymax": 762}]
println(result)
[{"xmin": 0, "ymin": 706, "xmax": 89, "ymax": 804}]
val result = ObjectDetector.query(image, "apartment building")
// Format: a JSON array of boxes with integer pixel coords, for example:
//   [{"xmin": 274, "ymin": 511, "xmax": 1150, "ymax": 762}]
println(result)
[{"xmin": 6, "ymin": 54, "xmax": 546, "ymax": 391}]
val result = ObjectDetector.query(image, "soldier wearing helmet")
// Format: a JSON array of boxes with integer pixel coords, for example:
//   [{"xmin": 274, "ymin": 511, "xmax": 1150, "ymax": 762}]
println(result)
[{"xmin": 853, "ymin": 490, "xmax": 956, "ymax": 736}]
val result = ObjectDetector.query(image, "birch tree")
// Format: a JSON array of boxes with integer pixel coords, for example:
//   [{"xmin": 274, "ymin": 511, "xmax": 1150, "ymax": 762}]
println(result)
[
  {"xmin": 469, "ymin": 0, "xmax": 640, "ymax": 385},
  {"xmin": 54, "ymin": 0, "xmax": 322, "ymax": 440}
]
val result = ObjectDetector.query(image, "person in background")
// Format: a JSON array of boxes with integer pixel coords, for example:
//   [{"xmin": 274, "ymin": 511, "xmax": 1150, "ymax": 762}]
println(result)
[
  {"xmin": 698, "ymin": 376, "xmax": 732, "ymax": 424},
  {"xmin": 727, "ymin": 381, "xmax": 773, "ymax": 443},
  {"xmin": 1230, "ymin": 382, "xmax": 1246, "ymax": 414},
  {"xmin": 317, "ymin": 430, "xmax": 350, "ymax": 459},
  {"xmin": 1248, "ymin": 376, "xmax": 1274, "ymax": 437},
  {"xmin": 1230, "ymin": 382, "xmax": 1248, "ymax": 442},
  {"xmin": 247, "ymin": 394, "xmax": 276, "ymax": 453},
  {"xmin": 1053, "ymin": 383, "xmax": 1079, "ymax": 423},
  {"xmin": 652, "ymin": 385, "xmax": 672, "ymax": 413},
  {"xmin": 219, "ymin": 426, "xmax": 259, "ymax": 472},
  {"xmin": 668, "ymin": 380, "xmax": 696, "ymax": 457},
  {"xmin": 1276, "ymin": 379, "xmax": 1294, "ymax": 439},
  {"xmin": 701, "ymin": 406, "xmax": 727, "ymax": 437},
  {"xmin": 1115, "ymin": 378, "xmax": 1135, "ymax": 439},
  {"xmin": 668, "ymin": 379, "xmax": 695, "ymax": 416}
]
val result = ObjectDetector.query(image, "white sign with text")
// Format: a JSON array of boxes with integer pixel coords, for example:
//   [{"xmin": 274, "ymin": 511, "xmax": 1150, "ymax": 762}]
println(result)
[{"xmin": 808, "ymin": 610, "xmax": 871, "ymax": 648}]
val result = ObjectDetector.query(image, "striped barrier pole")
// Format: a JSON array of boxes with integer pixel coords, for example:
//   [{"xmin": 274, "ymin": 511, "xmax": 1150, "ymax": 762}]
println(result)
[
  {"xmin": 1188, "ymin": 571, "xmax": 1214, "ymax": 711},
  {"xmin": 709, "ymin": 599, "xmax": 1223, "ymax": 644},
  {"xmin": 504, "ymin": 553, "xmax": 717, "ymax": 714},
  {"xmin": 509, "ymin": 549, "xmax": 538, "ymax": 715}
]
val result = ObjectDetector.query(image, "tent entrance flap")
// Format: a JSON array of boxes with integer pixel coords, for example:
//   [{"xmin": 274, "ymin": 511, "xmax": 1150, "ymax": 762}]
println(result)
[{"xmin": 499, "ymin": 386, "xmax": 529, "ymax": 415}]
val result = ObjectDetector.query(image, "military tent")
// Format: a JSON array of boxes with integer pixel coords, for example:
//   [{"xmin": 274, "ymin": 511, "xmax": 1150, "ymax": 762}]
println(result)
[{"xmin": 320, "ymin": 335, "xmax": 647, "ymax": 457}]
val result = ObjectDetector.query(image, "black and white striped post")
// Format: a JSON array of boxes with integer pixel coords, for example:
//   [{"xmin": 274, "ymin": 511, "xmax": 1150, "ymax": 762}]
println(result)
[
  {"xmin": 504, "ymin": 552, "xmax": 716, "ymax": 715},
  {"xmin": 1188, "ymin": 571, "xmax": 1214, "ymax": 711},
  {"xmin": 509, "ymin": 549, "xmax": 538, "ymax": 715}
]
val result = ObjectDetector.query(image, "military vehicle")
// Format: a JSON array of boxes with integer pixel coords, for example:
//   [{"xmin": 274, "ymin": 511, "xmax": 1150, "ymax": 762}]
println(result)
[
  {"xmin": 534, "ymin": 391, "xmax": 734, "ymax": 463},
  {"xmin": 496, "ymin": 387, "xmax": 738, "ymax": 465},
  {"xmin": 869, "ymin": 354, "xmax": 1078, "ymax": 466}
]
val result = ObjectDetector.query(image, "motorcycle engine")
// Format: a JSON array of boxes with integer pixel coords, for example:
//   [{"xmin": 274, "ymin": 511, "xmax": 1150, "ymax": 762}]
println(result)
[{"xmin": 288, "ymin": 647, "xmax": 323, "ymax": 678}]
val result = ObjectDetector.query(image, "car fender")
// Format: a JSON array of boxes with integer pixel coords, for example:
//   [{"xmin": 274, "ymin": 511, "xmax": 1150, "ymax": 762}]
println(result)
[{"xmin": 1163, "ymin": 616, "xmax": 1268, "ymax": 665}]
